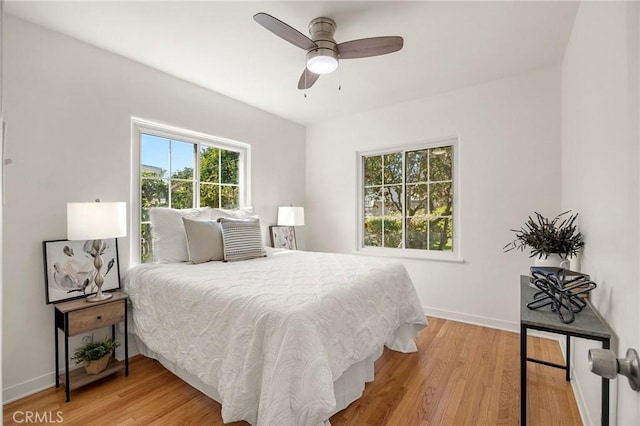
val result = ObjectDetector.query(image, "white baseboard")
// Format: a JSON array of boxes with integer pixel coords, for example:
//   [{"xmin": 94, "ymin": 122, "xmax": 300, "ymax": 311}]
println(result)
[
  {"xmin": 3, "ymin": 372, "xmax": 57, "ymax": 405},
  {"xmin": 424, "ymin": 306, "xmax": 520, "ymax": 333},
  {"xmin": 3, "ymin": 344, "xmax": 140, "ymax": 405},
  {"xmin": 425, "ymin": 306, "xmax": 573, "ymax": 344},
  {"xmin": 425, "ymin": 306, "xmax": 567, "ymax": 342},
  {"xmin": 571, "ymin": 373, "xmax": 593, "ymax": 426}
]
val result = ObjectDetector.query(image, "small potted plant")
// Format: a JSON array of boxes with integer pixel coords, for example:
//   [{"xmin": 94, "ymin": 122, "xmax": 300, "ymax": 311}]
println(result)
[
  {"xmin": 503, "ymin": 211, "xmax": 584, "ymax": 266},
  {"xmin": 72, "ymin": 336, "xmax": 119, "ymax": 374}
]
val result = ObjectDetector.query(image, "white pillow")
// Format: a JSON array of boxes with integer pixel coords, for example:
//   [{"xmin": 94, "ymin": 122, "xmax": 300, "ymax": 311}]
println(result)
[
  {"xmin": 211, "ymin": 206, "xmax": 255, "ymax": 220},
  {"xmin": 149, "ymin": 207, "xmax": 211, "ymax": 263},
  {"xmin": 182, "ymin": 218, "xmax": 224, "ymax": 263}
]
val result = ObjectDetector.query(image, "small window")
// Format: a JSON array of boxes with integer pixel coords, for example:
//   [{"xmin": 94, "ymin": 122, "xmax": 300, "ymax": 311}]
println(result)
[
  {"xmin": 358, "ymin": 139, "xmax": 458, "ymax": 260},
  {"xmin": 132, "ymin": 119, "xmax": 249, "ymax": 263}
]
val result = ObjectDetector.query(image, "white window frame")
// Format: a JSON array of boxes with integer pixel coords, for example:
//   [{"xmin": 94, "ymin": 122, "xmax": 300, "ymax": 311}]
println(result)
[
  {"xmin": 356, "ymin": 137, "xmax": 461, "ymax": 262},
  {"xmin": 131, "ymin": 117, "xmax": 251, "ymax": 265}
]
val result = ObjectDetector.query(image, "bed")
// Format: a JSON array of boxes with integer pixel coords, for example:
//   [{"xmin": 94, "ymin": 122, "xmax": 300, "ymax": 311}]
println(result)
[{"xmin": 124, "ymin": 207, "xmax": 427, "ymax": 425}]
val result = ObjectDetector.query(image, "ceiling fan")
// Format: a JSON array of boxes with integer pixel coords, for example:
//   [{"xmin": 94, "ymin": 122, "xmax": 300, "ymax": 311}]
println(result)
[{"xmin": 253, "ymin": 12, "xmax": 404, "ymax": 90}]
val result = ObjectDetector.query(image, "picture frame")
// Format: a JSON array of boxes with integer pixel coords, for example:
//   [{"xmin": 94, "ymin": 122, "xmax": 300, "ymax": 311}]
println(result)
[
  {"xmin": 270, "ymin": 225, "xmax": 297, "ymax": 250},
  {"xmin": 43, "ymin": 238, "xmax": 121, "ymax": 304}
]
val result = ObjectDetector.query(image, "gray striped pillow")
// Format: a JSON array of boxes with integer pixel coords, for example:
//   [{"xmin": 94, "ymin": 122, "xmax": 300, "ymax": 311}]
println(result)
[{"xmin": 217, "ymin": 217, "xmax": 266, "ymax": 262}]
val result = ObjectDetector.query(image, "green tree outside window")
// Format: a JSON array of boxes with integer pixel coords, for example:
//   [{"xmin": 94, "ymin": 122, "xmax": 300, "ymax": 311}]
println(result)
[
  {"xmin": 140, "ymin": 134, "xmax": 241, "ymax": 262},
  {"xmin": 363, "ymin": 144, "xmax": 453, "ymax": 252}
]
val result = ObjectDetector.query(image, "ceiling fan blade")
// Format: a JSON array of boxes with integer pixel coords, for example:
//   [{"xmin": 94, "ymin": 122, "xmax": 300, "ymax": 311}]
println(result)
[
  {"xmin": 253, "ymin": 13, "xmax": 317, "ymax": 51},
  {"xmin": 298, "ymin": 68, "xmax": 320, "ymax": 90},
  {"xmin": 337, "ymin": 36, "xmax": 404, "ymax": 59}
]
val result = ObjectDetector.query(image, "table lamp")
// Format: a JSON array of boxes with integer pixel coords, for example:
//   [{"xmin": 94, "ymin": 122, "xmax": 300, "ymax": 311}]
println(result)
[
  {"xmin": 277, "ymin": 206, "xmax": 305, "ymax": 227},
  {"xmin": 67, "ymin": 200, "xmax": 126, "ymax": 302},
  {"xmin": 277, "ymin": 206, "xmax": 304, "ymax": 250}
]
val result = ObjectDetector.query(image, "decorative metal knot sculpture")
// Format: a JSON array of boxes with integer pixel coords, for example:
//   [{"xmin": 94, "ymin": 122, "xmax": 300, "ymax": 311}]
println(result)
[{"xmin": 527, "ymin": 267, "xmax": 596, "ymax": 324}]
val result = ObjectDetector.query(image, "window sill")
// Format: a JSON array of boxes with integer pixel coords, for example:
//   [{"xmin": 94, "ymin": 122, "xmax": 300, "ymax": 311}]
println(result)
[{"xmin": 354, "ymin": 247, "xmax": 464, "ymax": 263}]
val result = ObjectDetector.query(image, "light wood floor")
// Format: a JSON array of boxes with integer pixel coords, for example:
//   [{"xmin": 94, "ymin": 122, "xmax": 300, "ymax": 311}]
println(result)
[{"xmin": 3, "ymin": 318, "xmax": 581, "ymax": 425}]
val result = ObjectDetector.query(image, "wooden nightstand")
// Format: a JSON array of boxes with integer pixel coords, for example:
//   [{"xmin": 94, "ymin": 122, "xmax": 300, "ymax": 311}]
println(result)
[{"xmin": 54, "ymin": 292, "xmax": 129, "ymax": 402}]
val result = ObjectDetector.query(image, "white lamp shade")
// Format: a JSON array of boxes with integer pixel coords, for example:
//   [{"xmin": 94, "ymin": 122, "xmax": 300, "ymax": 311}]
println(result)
[
  {"xmin": 67, "ymin": 201, "xmax": 127, "ymax": 240},
  {"xmin": 277, "ymin": 206, "xmax": 305, "ymax": 226}
]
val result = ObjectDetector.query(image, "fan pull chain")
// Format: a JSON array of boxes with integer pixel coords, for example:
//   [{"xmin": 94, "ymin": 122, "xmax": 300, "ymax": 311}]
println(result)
[{"xmin": 303, "ymin": 57, "xmax": 308, "ymax": 98}]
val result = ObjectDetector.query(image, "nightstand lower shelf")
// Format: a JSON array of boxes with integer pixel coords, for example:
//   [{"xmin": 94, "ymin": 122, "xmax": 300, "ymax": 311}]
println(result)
[{"xmin": 59, "ymin": 359, "xmax": 125, "ymax": 391}]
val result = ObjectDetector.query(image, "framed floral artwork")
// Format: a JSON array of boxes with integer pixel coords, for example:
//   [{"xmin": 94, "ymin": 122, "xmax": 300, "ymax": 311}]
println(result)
[
  {"xmin": 269, "ymin": 226, "xmax": 297, "ymax": 250},
  {"xmin": 43, "ymin": 239, "xmax": 121, "ymax": 304}
]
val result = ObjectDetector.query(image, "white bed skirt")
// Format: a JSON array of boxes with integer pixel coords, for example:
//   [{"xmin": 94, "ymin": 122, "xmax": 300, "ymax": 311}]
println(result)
[
  {"xmin": 132, "ymin": 322, "xmax": 423, "ymax": 424},
  {"xmin": 134, "ymin": 335, "xmax": 381, "ymax": 423},
  {"xmin": 131, "ymin": 324, "xmax": 424, "ymax": 426}
]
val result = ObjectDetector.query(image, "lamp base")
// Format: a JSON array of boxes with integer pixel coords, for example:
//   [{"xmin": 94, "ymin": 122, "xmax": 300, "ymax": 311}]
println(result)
[{"xmin": 86, "ymin": 292, "xmax": 113, "ymax": 303}]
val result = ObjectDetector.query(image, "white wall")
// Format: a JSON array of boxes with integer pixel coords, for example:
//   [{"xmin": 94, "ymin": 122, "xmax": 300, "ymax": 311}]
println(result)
[
  {"xmin": 306, "ymin": 67, "xmax": 562, "ymax": 330},
  {"xmin": 561, "ymin": 2, "xmax": 640, "ymax": 425},
  {"xmin": 2, "ymin": 16, "xmax": 306, "ymax": 402}
]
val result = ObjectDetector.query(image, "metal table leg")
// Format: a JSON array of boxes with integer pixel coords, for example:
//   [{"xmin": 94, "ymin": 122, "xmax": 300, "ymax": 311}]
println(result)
[
  {"xmin": 566, "ymin": 335, "xmax": 571, "ymax": 381},
  {"xmin": 521, "ymin": 323, "xmax": 527, "ymax": 426}
]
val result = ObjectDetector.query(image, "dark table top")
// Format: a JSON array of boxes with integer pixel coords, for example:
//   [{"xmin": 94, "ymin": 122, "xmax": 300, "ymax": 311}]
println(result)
[{"xmin": 520, "ymin": 275, "xmax": 612, "ymax": 341}]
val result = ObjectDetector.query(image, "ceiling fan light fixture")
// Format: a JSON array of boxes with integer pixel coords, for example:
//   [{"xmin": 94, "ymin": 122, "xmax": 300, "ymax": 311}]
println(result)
[
  {"xmin": 306, "ymin": 44, "xmax": 338, "ymax": 75},
  {"xmin": 306, "ymin": 54, "xmax": 338, "ymax": 74}
]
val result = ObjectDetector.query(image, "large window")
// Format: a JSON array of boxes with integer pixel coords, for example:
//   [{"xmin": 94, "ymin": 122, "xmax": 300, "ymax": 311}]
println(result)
[
  {"xmin": 358, "ymin": 140, "xmax": 457, "ymax": 259},
  {"xmin": 133, "ymin": 119, "xmax": 249, "ymax": 263}
]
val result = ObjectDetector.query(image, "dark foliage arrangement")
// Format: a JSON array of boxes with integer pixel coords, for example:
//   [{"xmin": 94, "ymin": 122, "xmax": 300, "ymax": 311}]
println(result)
[
  {"xmin": 503, "ymin": 211, "xmax": 584, "ymax": 259},
  {"xmin": 72, "ymin": 337, "xmax": 119, "ymax": 364}
]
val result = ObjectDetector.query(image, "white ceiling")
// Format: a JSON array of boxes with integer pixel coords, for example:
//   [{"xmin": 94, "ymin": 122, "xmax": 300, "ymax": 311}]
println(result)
[{"xmin": 6, "ymin": 1, "xmax": 579, "ymax": 126}]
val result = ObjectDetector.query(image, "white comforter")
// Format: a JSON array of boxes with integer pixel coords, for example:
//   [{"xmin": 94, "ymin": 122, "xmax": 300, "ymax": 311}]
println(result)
[{"xmin": 125, "ymin": 250, "xmax": 427, "ymax": 425}]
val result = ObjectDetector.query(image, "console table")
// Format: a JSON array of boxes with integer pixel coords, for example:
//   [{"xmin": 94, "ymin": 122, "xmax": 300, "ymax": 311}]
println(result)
[{"xmin": 520, "ymin": 275, "xmax": 612, "ymax": 426}]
